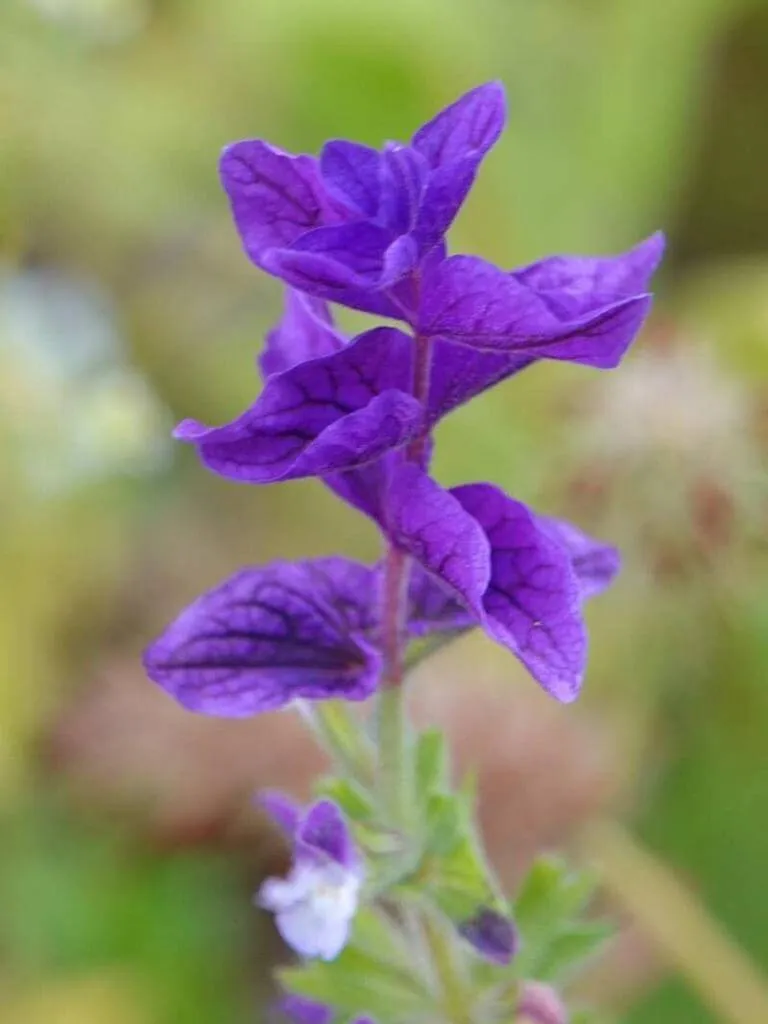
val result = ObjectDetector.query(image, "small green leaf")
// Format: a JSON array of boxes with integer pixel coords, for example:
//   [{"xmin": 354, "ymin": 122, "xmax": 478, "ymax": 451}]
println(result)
[
  {"xmin": 425, "ymin": 794, "xmax": 464, "ymax": 856},
  {"xmin": 306, "ymin": 701, "xmax": 374, "ymax": 782},
  {"xmin": 426, "ymin": 836, "xmax": 500, "ymax": 922},
  {"xmin": 349, "ymin": 906, "xmax": 415, "ymax": 973},
  {"xmin": 513, "ymin": 857, "xmax": 604, "ymax": 980},
  {"xmin": 415, "ymin": 728, "xmax": 449, "ymax": 803},
  {"xmin": 514, "ymin": 857, "xmax": 596, "ymax": 938},
  {"xmin": 535, "ymin": 921, "xmax": 612, "ymax": 981}
]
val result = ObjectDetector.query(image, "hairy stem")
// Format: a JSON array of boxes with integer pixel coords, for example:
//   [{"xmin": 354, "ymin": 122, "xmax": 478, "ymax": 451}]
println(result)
[
  {"xmin": 406, "ymin": 331, "xmax": 434, "ymax": 468},
  {"xmin": 376, "ymin": 332, "xmax": 433, "ymax": 824}
]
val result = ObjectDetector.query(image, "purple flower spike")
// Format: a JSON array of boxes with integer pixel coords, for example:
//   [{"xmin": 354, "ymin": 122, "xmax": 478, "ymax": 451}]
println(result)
[
  {"xmin": 176, "ymin": 327, "xmax": 423, "ymax": 484},
  {"xmin": 220, "ymin": 83, "xmax": 506, "ymax": 318},
  {"xmin": 459, "ymin": 907, "xmax": 518, "ymax": 965},
  {"xmin": 517, "ymin": 981, "xmax": 569, "ymax": 1024},
  {"xmin": 259, "ymin": 799, "xmax": 363, "ymax": 960},
  {"xmin": 143, "ymin": 558, "xmax": 380, "ymax": 716},
  {"xmin": 419, "ymin": 233, "xmax": 664, "ymax": 366}
]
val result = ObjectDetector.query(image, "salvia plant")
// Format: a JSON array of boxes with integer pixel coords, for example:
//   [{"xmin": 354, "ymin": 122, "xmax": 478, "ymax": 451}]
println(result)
[{"xmin": 144, "ymin": 82, "xmax": 663, "ymax": 1023}]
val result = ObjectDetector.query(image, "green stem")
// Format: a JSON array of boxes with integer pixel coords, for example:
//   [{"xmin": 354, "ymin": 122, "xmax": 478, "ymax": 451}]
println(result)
[{"xmin": 419, "ymin": 907, "xmax": 474, "ymax": 1024}]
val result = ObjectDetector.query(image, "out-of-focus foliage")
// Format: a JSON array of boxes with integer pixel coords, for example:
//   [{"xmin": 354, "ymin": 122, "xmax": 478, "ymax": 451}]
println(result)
[{"xmin": 1, "ymin": 0, "xmax": 767, "ymax": 1021}]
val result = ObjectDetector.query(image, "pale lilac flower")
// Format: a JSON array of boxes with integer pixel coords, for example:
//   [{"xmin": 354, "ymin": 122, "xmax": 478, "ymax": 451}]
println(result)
[{"xmin": 258, "ymin": 795, "xmax": 363, "ymax": 961}]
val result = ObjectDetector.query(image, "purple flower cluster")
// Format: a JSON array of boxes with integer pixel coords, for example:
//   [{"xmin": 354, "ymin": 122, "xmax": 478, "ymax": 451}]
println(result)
[{"xmin": 145, "ymin": 82, "xmax": 662, "ymax": 711}]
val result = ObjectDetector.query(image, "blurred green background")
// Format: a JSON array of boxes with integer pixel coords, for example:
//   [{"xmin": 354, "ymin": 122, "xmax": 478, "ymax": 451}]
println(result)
[{"xmin": 2, "ymin": 0, "xmax": 768, "ymax": 1021}]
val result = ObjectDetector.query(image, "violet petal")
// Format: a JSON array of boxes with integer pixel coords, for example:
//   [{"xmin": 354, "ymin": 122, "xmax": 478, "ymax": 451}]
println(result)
[
  {"xmin": 537, "ymin": 516, "xmax": 621, "ymax": 600},
  {"xmin": 384, "ymin": 462, "xmax": 491, "ymax": 609},
  {"xmin": 220, "ymin": 142, "xmax": 342, "ymax": 261},
  {"xmin": 412, "ymin": 81, "xmax": 507, "ymax": 170},
  {"xmin": 407, "ymin": 564, "xmax": 475, "ymax": 637},
  {"xmin": 176, "ymin": 327, "xmax": 420, "ymax": 483},
  {"xmin": 451, "ymin": 484, "xmax": 586, "ymax": 702},
  {"xmin": 419, "ymin": 245, "xmax": 656, "ymax": 367},
  {"xmin": 143, "ymin": 558, "xmax": 381, "ymax": 716},
  {"xmin": 427, "ymin": 338, "xmax": 535, "ymax": 421},
  {"xmin": 298, "ymin": 799, "xmax": 359, "ymax": 870},
  {"xmin": 263, "ymin": 246, "xmax": 403, "ymax": 319},
  {"xmin": 320, "ymin": 140, "xmax": 382, "ymax": 219},
  {"xmin": 379, "ymin": 144, "xmax": 428, "ymax": 234},
  {"xmin": 260, "ymin": 289, "xmax": 345, "ymax": 379},
  {"xmin": 514, "ymin": 231, "xmax": 665, "ymax": 314},
  {"xmin": 412, "ymin": 151, "xmax": 480, "ymax": 254},
  {"xmin": 259, "ymin": 790, "xmax": 302, "ymax": 837}
]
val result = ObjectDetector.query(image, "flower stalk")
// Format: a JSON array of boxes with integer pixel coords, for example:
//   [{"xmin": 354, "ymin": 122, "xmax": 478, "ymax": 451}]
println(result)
[
  {"xmin": 376, "ymin": 331, "xmax": 434, "ymax": 826},
  {"xmin": 376, "ymin": 541, "xmax": 411, "ymax": 823}
]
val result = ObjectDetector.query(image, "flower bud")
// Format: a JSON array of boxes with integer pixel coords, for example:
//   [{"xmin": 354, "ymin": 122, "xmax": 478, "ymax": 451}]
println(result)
[{"xmin": 516, "ymin": 980, "xmax": 568, "ymax": 1024}]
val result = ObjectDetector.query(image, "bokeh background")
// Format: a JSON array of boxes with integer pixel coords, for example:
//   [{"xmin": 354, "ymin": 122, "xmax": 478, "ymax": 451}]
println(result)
[{"xmin": 2, "ymin": 0, "xmax": 768, "ymax": 1021}]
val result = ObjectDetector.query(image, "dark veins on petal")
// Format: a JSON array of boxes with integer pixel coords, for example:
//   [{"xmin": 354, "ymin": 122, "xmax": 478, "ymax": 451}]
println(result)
[
  {"xmin": 451, "ymin": 485, "xmax": 586, "ymax": 701},
  {"xmin": 143, "ymin": 559, "xmax": 381, "ymax": 716},
  {"xmin": 176, "ymin": 327, "xmax": 417, "ymax": 482}
]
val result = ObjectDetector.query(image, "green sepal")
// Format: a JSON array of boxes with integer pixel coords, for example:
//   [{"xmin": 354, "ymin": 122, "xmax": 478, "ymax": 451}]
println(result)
[
  {"xmin": 513, "ymin": 856, "xmax": 606, "ymax": 980},
  {"xmin": 534, "ymin": 920, "xmax": 612, "ymax": 981},
  {"xmin": 424, "ymin": 792, "xmax": 465, "ymax": 856}
]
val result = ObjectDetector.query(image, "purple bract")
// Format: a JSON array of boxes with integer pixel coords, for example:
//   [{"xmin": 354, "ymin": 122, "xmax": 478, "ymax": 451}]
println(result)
[
  {"xmin": 146, "ymin": 81, "xmax": 662, "ymax": 708},
  {"xmin": 220, "ymin": 83, "xmax": 505, "ymax": 318}
]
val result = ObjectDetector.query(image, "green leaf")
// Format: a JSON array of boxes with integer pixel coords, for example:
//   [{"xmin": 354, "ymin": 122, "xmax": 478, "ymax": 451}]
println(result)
[
  {"xmin": 513, "ymin": 857, "xmax": 605, "ymax": 980},
  {"xmin": 424, "ymin": 794, "xmax": 464, "ymax": 856},
  {"xmin": 535, "ymin": 921, "xmax": 612, "ymax": 981},
  {"xmin": 414, "ymin": 728, "xmax": 449, "ymax": 803},
  {"xmin": 514, "ymin": 857, "xmax": 596, "ymax": 938},
  {"xmin": 428, "ymin": 836, "xmax": 500, "ymax": 921},
  {"xmin": 305, "ymin": 701, "xmax": 374, "ymax": 782},
  {"xmin": 349, "ymin": 906, "xmax": 415, "ymax": 971}
]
